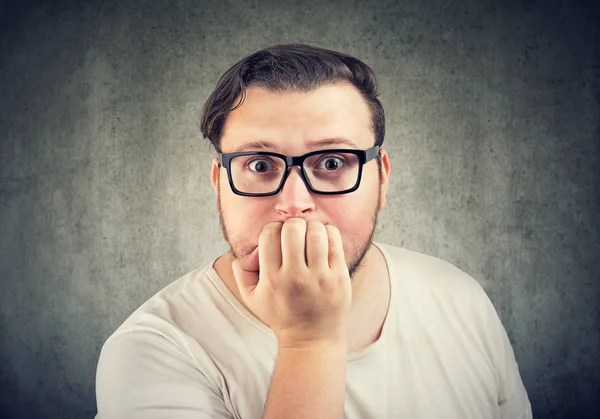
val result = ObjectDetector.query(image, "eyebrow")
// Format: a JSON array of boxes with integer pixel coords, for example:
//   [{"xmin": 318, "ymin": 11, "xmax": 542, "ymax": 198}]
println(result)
[{"xmin": 233, "ymin": 137, "xmax": 361, "ymax": 153}]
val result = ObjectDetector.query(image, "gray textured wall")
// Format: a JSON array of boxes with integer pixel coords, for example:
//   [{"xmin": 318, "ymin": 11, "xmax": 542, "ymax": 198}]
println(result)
[{"xmin": 1, "ymin": 0, "xmax": 598, "ymax": 418}]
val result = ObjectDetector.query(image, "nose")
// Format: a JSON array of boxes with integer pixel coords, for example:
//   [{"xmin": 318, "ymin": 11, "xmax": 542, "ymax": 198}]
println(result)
[{"xmin": 275, "ymin": 166, "xmax": 316, "ymax": 217}]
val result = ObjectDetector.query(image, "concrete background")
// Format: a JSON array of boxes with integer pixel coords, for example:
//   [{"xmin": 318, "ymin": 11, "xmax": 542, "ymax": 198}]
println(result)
[{"xmin": 1, "ymin": 0, "xmax": 598, "ymax": 418}]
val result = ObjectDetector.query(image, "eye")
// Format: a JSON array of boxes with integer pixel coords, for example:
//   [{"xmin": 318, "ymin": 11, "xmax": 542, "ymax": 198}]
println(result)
[
  {"xmin": 247, "ymin": 158, "xmax": 275, "ymax": 173},
  {"xmin": 317, "ymin": 156, "xmax": 345, "ymax": 171}
]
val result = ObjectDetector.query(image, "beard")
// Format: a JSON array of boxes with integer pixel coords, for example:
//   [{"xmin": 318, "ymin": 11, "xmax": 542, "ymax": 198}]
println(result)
[{"xmin": 216, "ymin": 175, "xmax": 381, "ymax": 281}]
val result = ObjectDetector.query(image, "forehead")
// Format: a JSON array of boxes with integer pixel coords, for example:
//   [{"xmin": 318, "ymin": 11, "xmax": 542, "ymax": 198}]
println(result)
[{"xmin": 220, "ymin": 82, "xmax": 373, "ymax": 153}]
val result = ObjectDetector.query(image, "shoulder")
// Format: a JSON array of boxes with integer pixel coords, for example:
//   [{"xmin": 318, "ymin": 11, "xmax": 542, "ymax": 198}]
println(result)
[
  {"xmin": 374, "ymin": 241, "xmax": 490, "ymax": 307},
  {"xmin": 375, "ymin": 242, "xmax": 504, "ymax": 346},
  {"xmin": 375, "ymin": 242, "xmax": 484, "ymax": 289},
  {"xmin": 98, "ymin": 261, "xmax": 219, "ymax": 368},
  {"xmin": 96, "ymin": 261, "xmax": 225, "ymax": 395},
  {"xmin": 95, "ymin": 262, "xmax": 236, "ymax": 418}
]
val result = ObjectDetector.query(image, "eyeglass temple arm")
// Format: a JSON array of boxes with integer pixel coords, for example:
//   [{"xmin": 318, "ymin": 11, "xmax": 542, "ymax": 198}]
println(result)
[{"xmin": 366, "ymin": 145, "xmax": 380, "ymax": 162}]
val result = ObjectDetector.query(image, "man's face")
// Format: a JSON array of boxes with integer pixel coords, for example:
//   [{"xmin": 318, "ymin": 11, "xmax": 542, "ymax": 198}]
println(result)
[{"xmin": 210, "ymin": 82, "xmax": 390, "ymax": 278}]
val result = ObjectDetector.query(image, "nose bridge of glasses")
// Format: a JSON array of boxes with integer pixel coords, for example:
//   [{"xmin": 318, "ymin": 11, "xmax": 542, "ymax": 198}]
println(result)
[
  {"xmin": 286, "ymin": 155, "xmax": 306, "ymax": 168},
  {"xmin": 282, "ymin": 155, "xmax": 309, "ymax": 180},
  {"xmin": 282, "ymin": 163, "xmax": 307, "ymax": 185},
  {"xmin": 277, "ymin": 159, "xmax": 312, "ymax": 196}
]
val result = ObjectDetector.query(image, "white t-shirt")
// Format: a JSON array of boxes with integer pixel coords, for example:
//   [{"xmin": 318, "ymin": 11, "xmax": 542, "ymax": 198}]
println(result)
[{"xmin": 95, "ymin": 242, "xmax": 532, "ymax": 419}]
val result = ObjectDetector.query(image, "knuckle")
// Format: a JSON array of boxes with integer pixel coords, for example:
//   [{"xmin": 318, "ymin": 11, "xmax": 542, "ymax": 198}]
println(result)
[
  {"xmin": 288, "ymin": 276, "xmax": 305, "ymax": 291},
  {"xmin": 283, "ymin": 273, "xmax": 307, "ymax": 294},
  {"xmin": 318, "ymin": 277, "xmax": 334, "ymax": 293},
  {"xmin": 307, "ymin": 233, "xmax": 324, "ymax": 245},
  {"xmin": 307, "ymin": 221, "xmax": 326, "ymax": 242}
]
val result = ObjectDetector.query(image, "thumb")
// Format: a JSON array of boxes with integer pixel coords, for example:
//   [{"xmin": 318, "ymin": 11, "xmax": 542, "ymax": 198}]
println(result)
[{"xmin": 231, "ymin": 247, "xmax": 260, "ymax": 299}]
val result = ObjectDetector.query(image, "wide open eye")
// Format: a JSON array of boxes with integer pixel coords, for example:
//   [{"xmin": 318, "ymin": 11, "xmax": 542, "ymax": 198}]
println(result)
[
  {"xmin": 247, "ymin": 158, "xmax": 276, "ymax": 173},
  {"xmin": 316, "ymin": 156, "xmax": 345, "ymax": 171}
]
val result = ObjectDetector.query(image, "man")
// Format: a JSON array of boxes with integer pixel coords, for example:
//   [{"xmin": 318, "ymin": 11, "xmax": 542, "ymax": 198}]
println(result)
[{"xmin": 95, "ymin": 43, "xmax": 532, "ymax": 418}]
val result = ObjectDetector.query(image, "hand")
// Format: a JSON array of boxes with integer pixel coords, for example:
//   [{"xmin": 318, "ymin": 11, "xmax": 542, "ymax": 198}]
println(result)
[{"xmin": 231, "ymin": 218, "xmax": 352, "ymax": 349}]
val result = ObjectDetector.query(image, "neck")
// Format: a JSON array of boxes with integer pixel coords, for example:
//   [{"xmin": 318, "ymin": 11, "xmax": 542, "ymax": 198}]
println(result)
[{"xmin": 345, "ymin": 243, "xmax": 391, "ymax": 350}]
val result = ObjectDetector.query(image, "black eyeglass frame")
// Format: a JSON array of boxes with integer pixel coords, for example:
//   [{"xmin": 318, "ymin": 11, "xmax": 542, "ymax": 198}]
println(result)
[{"xmin": 217, "ymin": 145, "xmax": 380, "ymax": 197}]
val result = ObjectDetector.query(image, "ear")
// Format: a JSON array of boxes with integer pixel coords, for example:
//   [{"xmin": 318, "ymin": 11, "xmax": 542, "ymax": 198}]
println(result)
[
  {"xmin": 378, "ymin": 148, "xmax": 391, "ymax": 211},
  {"xmin": 210, "ymin": 158, "xmax": 221, "ymax": 195}
]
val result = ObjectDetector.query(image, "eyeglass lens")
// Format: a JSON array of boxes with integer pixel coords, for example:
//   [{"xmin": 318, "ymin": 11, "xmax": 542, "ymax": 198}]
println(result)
[{"xmin": 229, "ymin": 152, "xmax": 360, "ymax": 194}]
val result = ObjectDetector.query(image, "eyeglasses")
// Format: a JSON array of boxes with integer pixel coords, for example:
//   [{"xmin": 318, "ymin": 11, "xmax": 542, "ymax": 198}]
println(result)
[{"xmin": 217, "ymin": 145, "xmax": 380, "ymax": 197}]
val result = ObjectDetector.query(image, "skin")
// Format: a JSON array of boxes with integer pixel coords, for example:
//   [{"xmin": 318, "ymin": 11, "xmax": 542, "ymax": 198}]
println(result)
[{"xmin": 210, "ymin": 81, "xmax": 392, "ymax": 352}]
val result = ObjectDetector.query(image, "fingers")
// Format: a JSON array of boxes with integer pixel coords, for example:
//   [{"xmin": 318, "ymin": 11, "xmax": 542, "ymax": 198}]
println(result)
[
  {"xmin": 306, "ymin": 221, "xmax": 329, "ymax": 269},
  {"xmin": 255, "ymin": 219, "xmax": 345, "ymax": 275},
  {"xmin": 280, "ymin": 218, "xmax": 308, "ymax": 270},
  {"xmin": 235, "ymin": 246, "xmax": 260, "ymax": 273},
  {"xmin": 259, "ymin": 222, "xmax": 283, "ymax": 273},
  {"xmin": 325, "ymin": 224, "xmax": 346, "ymax": 271}
]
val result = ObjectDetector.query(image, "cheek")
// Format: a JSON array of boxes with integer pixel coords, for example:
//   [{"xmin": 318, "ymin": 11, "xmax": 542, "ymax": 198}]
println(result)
[
  {"xmin": 220, "ymin": 191, "xmax": 272, "ymax": 235},
  {"xmin": 325, "ymin": 195, "xmax": 377, "ymax": 237},
  {"xmin": 329, "ymin": 175, "xmax": 379, "ymax": 223},
  {"xmin": 326, "ymin": 180, "xmax": 379, "ymax": 240}
]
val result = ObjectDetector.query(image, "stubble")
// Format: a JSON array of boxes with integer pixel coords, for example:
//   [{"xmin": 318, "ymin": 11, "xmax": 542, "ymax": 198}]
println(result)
[{"xmin": 215, "ymin": 175, "xmax": 381, "ymax": 281}]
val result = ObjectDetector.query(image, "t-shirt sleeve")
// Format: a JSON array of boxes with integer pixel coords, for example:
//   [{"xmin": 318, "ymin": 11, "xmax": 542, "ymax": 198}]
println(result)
[
  {"xmin": 477, "ymin": 287, "xmax": 533, "ymax": 419},
  {"xmin": 95, "ymin": 327, "xmax": 234, "ymax": 419}
]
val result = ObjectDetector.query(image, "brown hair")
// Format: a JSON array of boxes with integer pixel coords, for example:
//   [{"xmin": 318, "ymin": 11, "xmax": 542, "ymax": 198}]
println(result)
[{"xmin": 199, "ymin": 43, "xmax": 385, "ymax": 156}]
